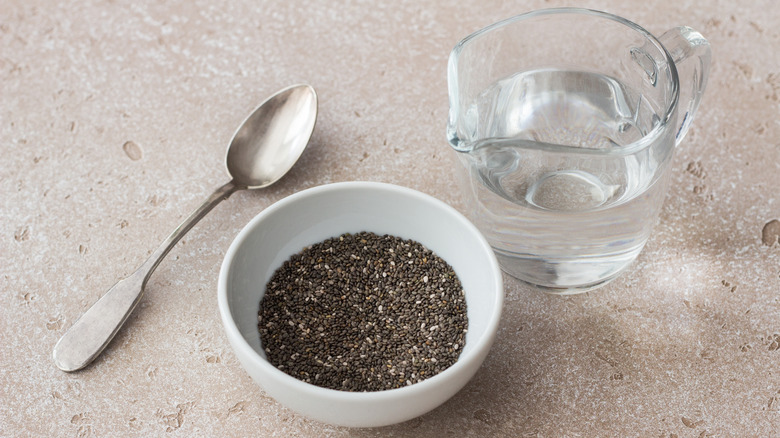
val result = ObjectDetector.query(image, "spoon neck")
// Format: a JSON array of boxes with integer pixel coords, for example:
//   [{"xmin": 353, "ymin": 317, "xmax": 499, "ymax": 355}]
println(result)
[
  {"xmin": 217, "ymin": 180, "xmax": 242, "ymax": 197},
  {"xmin": 138, "ymin": 181, "xmax": 240, "ymax": 284}
]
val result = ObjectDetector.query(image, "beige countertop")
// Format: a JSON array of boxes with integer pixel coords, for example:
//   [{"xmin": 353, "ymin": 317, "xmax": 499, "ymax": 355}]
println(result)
[{"xmin": 2, "ymin": 0, "xmax": 779, "ymax": 436}]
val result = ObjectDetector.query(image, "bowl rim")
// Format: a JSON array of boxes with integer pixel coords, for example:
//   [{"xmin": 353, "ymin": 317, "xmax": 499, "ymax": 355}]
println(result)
[{"xmin": 217, "ymin": 181, "xmax": 504, "ymax": 401}]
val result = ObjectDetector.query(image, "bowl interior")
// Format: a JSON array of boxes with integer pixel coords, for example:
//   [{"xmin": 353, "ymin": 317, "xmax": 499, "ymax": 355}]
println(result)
[{"xmin": 222, "ymin": 182, "xmax": 502, "ymax": 378}]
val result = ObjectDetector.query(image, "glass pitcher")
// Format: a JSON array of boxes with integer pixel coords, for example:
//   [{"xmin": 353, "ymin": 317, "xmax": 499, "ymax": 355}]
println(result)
[{"xmin": 447, "ymin": 8, "xmax": 711, "ymax": 293}]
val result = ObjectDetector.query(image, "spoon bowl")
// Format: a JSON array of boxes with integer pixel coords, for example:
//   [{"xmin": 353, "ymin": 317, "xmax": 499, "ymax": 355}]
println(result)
[
  {"xmin": 228, "ymin": 85, "xmax": 317, "ymax": 188},
  {"xmin": 53, "ymin": 84, "xmax": 318, "ymax": 372}
]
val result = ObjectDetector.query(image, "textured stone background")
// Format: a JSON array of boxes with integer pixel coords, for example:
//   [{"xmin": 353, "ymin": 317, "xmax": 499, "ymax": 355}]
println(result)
[{"xmin": 2, "ymin": 0, "xmax": 779, "ymax": 436}]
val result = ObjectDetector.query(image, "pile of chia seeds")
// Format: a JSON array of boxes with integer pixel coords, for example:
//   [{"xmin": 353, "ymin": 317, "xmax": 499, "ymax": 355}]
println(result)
[{"xmin": 257, "ymin": 231, "xmax": 468, "ymax": 392}]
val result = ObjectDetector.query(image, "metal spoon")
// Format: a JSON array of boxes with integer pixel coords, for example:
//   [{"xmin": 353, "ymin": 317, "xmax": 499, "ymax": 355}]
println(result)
[{"xmin": 53, "ymin": 84, "xmax": 318, "ymax": 372}]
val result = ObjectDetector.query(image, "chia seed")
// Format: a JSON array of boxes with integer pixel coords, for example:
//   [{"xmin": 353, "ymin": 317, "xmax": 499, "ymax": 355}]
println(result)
[{"xmin": 257, "ymin": 231, "xmax": 468, "ymax": 392}]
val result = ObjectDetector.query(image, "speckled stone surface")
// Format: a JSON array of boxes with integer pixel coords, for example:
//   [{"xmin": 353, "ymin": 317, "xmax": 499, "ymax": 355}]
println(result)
[{"xmin": 2, "ymin": 0, "xmax": 779, "ymax": 436}]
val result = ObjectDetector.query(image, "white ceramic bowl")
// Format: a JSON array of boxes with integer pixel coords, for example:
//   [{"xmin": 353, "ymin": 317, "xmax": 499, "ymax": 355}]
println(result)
[{"xmin": 218, "ymin": 181, "xmax": 503, "ymax": 427}]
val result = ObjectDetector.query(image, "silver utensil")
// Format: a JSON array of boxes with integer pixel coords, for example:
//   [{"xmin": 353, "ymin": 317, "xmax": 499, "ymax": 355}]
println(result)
[{"xmin": 53, "ymin": 84, "xmax": 318, "ymax": 372}]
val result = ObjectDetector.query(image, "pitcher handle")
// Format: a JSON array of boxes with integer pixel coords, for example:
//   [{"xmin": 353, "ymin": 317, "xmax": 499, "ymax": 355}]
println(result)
[{"xmin": 658, "ymin": 26, "xmax": 711, "ymax": 146}]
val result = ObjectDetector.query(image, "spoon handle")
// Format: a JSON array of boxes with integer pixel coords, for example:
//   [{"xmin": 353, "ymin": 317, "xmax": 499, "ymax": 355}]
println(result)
[{"xmin": 53, "ymin": 181, "xmax": 239, "ymax": 372}]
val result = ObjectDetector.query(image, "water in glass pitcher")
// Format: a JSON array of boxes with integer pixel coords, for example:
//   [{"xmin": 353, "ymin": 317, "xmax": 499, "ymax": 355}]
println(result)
[{"xmin": 455, "ymin": 69, "xmax": 672, "ymax": 291}]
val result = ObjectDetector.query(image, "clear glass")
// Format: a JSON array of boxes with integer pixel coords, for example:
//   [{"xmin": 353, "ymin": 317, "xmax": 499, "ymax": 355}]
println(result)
[{"xmin": 447, "ymin": 8, "xmax": 710, "ymax": 293}]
